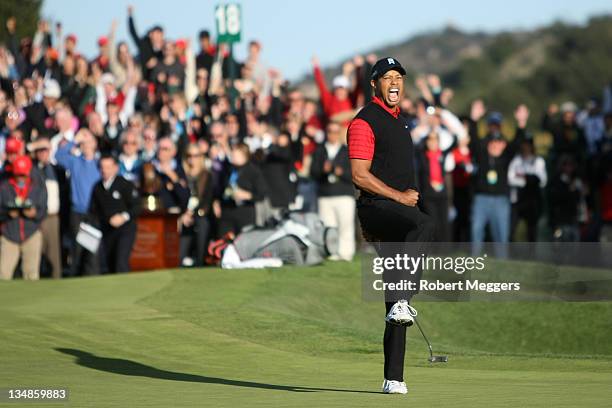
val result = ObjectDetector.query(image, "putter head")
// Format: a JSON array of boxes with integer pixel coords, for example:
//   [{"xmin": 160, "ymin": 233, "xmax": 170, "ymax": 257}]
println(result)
[{"xmin": 428, "ymin": 355, "xmax": 448, "ymax": 363}]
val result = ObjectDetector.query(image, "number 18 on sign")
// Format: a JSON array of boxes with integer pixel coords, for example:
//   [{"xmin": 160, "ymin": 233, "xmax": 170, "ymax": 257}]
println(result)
[{"xmin": 215, "ymin": 3, "xmax": 242, "ymax": 44}]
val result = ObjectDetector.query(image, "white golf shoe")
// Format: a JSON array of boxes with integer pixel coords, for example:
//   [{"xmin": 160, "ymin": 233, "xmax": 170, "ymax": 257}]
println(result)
[
  {"xmin": 385, "ymin": 299, "xmax": 417, "ymax": 326},
  {"xmin": 382, "ymin": 379, "xmax": 408, "ymax": 394}
]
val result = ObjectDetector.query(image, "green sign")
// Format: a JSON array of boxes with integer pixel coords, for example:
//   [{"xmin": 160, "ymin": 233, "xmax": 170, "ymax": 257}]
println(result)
[{"xmin": 215, "ymin": 3, "xmax": 242, "ymax": 44}]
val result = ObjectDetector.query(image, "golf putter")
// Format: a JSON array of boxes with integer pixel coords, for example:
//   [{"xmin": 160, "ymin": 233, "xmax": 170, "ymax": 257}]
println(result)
[{"xmin": 414, "ymin": 318, "xmax": 448, "ymax": 363}]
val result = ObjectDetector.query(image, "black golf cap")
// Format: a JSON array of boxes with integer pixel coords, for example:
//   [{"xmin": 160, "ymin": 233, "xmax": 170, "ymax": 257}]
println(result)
[{"xmin": 370, "ymin": 57, "xmax": 406, "ymax": 81}]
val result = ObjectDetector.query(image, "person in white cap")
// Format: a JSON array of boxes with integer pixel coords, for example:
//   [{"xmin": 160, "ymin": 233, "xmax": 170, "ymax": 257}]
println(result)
[
  {"xmin": 43, "ymin": 79, "xmax": 61, "ymax": 100},
  {"xmin": 311, "ymin": 56, "xmax": 357, "ymax": 126},
  {"xmin": 95, "ymin": 71, "xmax": 137, "ymax": 128},
  {"xmin": 22, "ymin": 79, "xmax": 62, "ymax": 139}
]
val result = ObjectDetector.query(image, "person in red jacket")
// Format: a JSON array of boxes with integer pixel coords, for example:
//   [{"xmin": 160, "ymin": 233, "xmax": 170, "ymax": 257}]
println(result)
[
  {"xmin": 0, "ymin": 155, "xmax": 47, "ymax": 280},
  {"xmin": 311, "ymin": 56, "xmax": 358, "ymax": 127}
]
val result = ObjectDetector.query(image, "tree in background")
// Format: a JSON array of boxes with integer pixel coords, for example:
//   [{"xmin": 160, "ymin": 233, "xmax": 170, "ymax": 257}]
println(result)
[{"xmin": 0, "ymin": 0, "xmax": 42, "ymax": 43}]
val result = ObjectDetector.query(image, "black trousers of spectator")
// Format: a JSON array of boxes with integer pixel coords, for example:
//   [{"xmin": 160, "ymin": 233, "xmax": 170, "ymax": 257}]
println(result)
[
  {"xmin": 422, "ymin": 193, "xmax": 450, "ymax": 242},
  {"xmin": 180, "ymin": 215, "xmax": 211, "ymax": 266},
  {"xmin": 357, "ymin": 196, "xmax": 436, "ymax": 382},
  {"xmin": 101, "ymin": 221, "xmax": 137, "ymax": 273},
  {"xmin": 69, "ymin": 212, "xmax": 99, "ymax": 277},
  {"xmin": 219, "ymin": 206, "xmax": 255, "ymax": 237},
  {"xmin": 511, "ymin": 199, "xmax": 540, "ymax": 242},
  {"xmin": 453, "ymin": 186, "xmax": 472, "ymax": 242}
]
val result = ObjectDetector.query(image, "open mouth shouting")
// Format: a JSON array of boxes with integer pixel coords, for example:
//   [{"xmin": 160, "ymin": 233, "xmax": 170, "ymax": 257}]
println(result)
[{"xmin": 388, "ymin": 87, "xmax": 400, "ymax": 103}]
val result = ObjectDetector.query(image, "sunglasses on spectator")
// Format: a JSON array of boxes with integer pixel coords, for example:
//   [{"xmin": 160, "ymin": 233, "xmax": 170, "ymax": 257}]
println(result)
[{"xmin": 187, "ymin": 153, "xmax": 202, "ymax": 158}]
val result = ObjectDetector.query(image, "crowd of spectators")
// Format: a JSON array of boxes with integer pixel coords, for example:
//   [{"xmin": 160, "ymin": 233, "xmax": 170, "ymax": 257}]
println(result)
[{"xmin": 1, "ymin": 8, "xmax": 612, "ymax": 279}]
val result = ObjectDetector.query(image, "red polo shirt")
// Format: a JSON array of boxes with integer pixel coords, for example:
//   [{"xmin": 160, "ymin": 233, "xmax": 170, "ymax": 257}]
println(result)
[{"xmin": 347, "ymin": 96, "xmax": 399, "ymax": 160}]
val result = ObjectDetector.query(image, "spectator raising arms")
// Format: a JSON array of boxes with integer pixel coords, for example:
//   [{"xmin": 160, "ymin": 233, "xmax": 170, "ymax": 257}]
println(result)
[
  {"xmin": 3, "ymin": 10, "xmax": 612, "ymax": 281},
  {"xmin": 467, "ymin": 104, "xmax": 527, "ymax": 255},
  {"xmin": 311, "ymin": 56, "xmax": 358, "ymax": 127},
  {"xmin": 55, "ymin": 128, "xmax": 101, "ymax": 276}
]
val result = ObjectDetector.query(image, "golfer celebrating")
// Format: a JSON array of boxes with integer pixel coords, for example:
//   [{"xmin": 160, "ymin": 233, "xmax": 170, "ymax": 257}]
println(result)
[{"xmin": 348, "ymin": 57, "xmax": 435, "ymax": 394}]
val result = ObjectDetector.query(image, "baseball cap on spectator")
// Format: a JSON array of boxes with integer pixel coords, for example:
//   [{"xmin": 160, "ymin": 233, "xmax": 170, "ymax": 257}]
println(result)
[
  {"xmin": 199, "ymin": 30, "xmax": 210, "ymax": 40},
  {"xmin": 5, "ymin": 137, "xmax": 24, "ymax": 154},
  {"xmin": 370, "ymin": 57, "xmax": 406, "ymax": 81},
  {"xmin": 98, "ymin": 36, "xmax": 108, "ymax": 47},
  {"xmin": 175, "ymin": 38, "xmax": 187, "ymax": 49},
  {"xmin": 150, "ymin": 25, "xmax": 163, "ymax": 33},
  {"xmin": 561, "ymin": 101, "xmax": 578, "ymax": 114},
  {"xmin": 487, "ymin": 111, "xmax": 503, "ymax": 126},
  {"xmin": 488, "ymin": 132, "xmax": 505, "ymax": 141},
  {"xmin": 46, "ymin": 47, "xmax": 59, "ymax": 61},
  {"xmin": 332, "ymin": 75, "xmax": 350, "ymax": 89},
  {"xmin": 11, "ymin": 155, "xmax": 32, "ymax": 176},
  {"xmin": 43, "ymin": 79, "xmax": 61, "ymax": 99},
  {"xmin": 101, "ymin": 73, "xmax": 115, "ymax": 85},
  {"xmin": 66, "ymin": 34, "xmax": 77, "ymax": 44}
]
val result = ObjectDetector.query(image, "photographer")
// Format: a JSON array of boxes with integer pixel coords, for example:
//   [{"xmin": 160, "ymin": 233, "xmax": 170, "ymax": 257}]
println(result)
[
  {"xmin": 0, "ymin": 155, "xmax": 47, "ymax": 280},
  {"xmin": 215, "ymin": 143, "xmax": 267, "ymax": 236},
  {"xmin": 152, "ymin": 136, "xmax": 190, "ymax": 212}
]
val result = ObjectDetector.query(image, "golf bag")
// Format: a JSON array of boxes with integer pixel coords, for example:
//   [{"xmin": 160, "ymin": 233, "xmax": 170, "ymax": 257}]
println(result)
[{"xmin": 210, "ymin": 212, "xmax": 339, "ymax": 267}]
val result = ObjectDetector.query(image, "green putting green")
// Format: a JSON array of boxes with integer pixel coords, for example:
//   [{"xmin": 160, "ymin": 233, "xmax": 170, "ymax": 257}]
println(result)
[{"xmin": 1, "ymin": 261, "xmax": 611, "ymax": 407}]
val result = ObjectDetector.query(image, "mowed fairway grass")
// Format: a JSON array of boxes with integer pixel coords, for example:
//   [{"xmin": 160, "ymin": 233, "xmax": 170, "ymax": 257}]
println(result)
[{"xmin": 1, "ymin": 260, "xmax": 612, "ymax": 408}]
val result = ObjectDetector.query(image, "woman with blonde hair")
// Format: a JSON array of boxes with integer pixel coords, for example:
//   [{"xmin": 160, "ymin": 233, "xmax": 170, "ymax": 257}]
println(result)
[{"xmin": 179, "ymin": 143, "xmax": 214, "ymax": 266}]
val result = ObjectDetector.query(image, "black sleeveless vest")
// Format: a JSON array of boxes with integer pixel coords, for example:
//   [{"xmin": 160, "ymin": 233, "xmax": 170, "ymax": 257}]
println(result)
[{"xmin": 353, "ymin": 102, "xmax": 417, "ymax": 198}]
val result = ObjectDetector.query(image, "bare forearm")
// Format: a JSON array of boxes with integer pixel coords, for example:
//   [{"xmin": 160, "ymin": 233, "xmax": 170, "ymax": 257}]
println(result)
[{"xmin": 352, "ymin": 170, "xmax": 400, "ymax": 202}]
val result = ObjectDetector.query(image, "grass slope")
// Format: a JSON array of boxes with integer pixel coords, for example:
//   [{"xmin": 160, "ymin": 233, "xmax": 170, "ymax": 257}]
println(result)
[{"xmin": 1, "ymin": 260, "xmax": 611, "ymax": 407}]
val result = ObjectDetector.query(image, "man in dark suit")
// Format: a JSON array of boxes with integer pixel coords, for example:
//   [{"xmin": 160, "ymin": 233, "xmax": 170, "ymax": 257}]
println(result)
[{"xmin": 90, "ymin": 154, "xmax": 141, "ymax": 273}]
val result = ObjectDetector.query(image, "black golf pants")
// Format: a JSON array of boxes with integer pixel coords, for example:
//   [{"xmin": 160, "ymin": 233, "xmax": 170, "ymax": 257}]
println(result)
[{"xmin": 358, "ymin": 197, "xmax": 436, "ymax": 382}]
